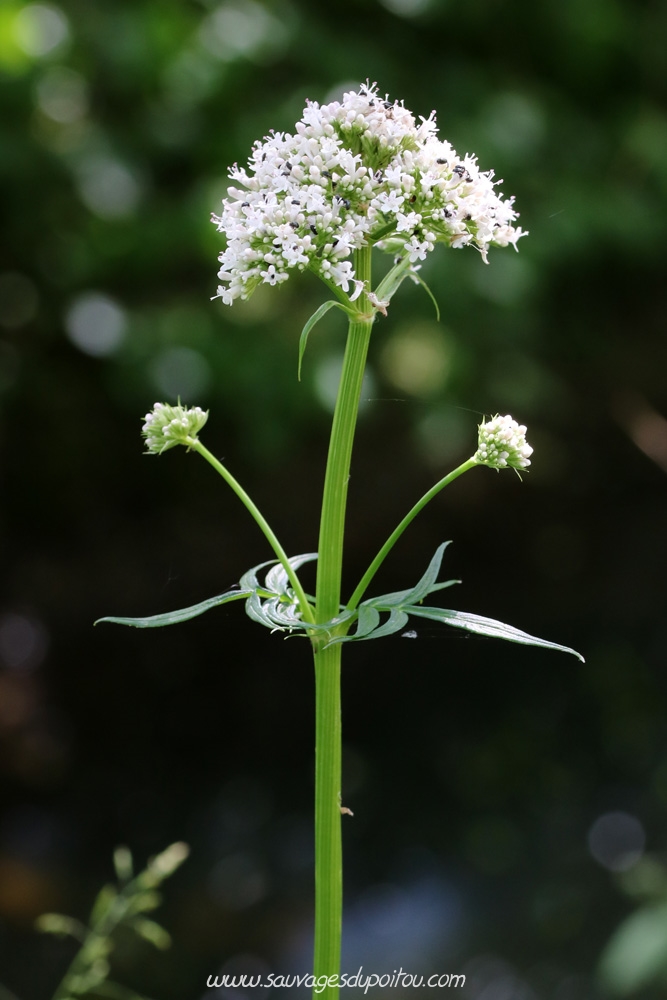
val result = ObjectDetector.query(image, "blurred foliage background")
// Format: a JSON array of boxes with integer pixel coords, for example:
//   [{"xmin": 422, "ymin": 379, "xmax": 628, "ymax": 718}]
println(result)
[{"xmin": 1, "ymin": 0, "xmax": 667, "ymax": 997}]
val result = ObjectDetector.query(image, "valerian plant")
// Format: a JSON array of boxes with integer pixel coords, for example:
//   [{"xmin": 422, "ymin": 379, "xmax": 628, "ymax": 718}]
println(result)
[{"xmin": 98, "ymin": 84, "xmax": 583, "ymax": 998}]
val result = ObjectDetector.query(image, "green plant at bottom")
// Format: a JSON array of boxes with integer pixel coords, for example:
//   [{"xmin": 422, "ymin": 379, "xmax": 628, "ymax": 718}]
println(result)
[{"xmin": 35, "ymin": 843, "xmax": 188, "ymax": 1000}]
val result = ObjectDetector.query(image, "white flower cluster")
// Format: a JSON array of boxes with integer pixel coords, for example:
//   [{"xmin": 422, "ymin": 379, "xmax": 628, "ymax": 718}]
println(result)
[
  {"xmin": 474, "ymin": 414, "xmax": 533, "ymax": 470},
  {"xmin": 142, "ymin": 402, "xmax": 208, "ymax": 455},
  {"xmin": 212, "ymin": 83, "xmax": 526, "ymax": 305}
]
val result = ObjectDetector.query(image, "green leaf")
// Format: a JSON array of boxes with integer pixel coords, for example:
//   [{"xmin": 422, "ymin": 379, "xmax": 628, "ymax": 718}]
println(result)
[
  {"xmin": 298, "ymin": 300, "xmax": 353, "ymax": 379},
  {"xmin": 113, "ymin": 845, "xmax": 133, "ymax": 883},
  {"xmin": 337, "ymin": 545, "xmax": 583, "ymax": 658},
  {"xmin": 598, "ymin": 901, "xmax": 667, "ymax": 995},
  {"xmin": 128, "ymin": 917, "xmax": 172, "ymax": 950},
  {"xmin": 366, "ymin": 542, "xmax": 455, "ymax": 607},
  {"xmin": 358, "ymin": 607, "xmax": 410, "ymax": 641},
  {"xmin": 95, "ymin": 588, "xmax": 251, "ymax": 628},
  {"xmin": 65, "ymin": 958, "xmax": 110, "ymax": 995},
  {"xmin": 240, "ymin": 559, "xmax": 276, "ymax": 592},
  {"xmin": 146, "ymin": 841, "xmax": 190, "ymax": 879},
  {"xmin": 127, "ymin": 890, "xmax": 162, "ymax": 913},
  {"xmin": 89, "ymin": 884, "xmax": 117, "ymax": 925},
  {"xmin": 260, "ymin": 596, "xmax": 306, "ymax": 629},
  {"xmin": 264, "ymin": 553, "xmax": 318, "ymax": 597},
  {"xmin": 35, "ymin": 914, "xmax": 87, "ymax": 941},
  {"xmin": 321, "ymin": 605, "xmax": 380, "ymax": 646},
  {"xmin": 79, "ymin": 935, "xmax": 114, "ymax": 963},
  {"xmin": 326, "ymin": 607, "xmax": 410, "ymax": 646},
  {"xmin": 352, "ymin": 604, "xmax": 381, "ymax": 638},
  {"xmin": 374, "ymin": 254, "xmax": 413, "ymax": 304},
  {"xmin": 405, "ymin": 605, "xmax": 584, "ymax": 660},
  {"xmin": 245, "ymin": 589, "xmax": 279, "ymax": 629}
]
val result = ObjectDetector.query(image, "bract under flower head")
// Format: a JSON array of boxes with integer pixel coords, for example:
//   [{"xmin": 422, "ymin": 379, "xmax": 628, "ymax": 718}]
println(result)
[
  {"xmin": 475, "ymin": 414, "xmax": 533, "ymax": 470},
  {"xmin": 142, "ymin": 402, "xmax": 208, "ymax": 455},
  {"xmin": 212, "ymin": 83, "xmax": 526, "ymax": 306}
]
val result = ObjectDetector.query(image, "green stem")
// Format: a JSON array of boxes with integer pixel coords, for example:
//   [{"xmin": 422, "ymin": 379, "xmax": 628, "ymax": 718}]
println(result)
[
  {"xmin": 312, "ymin": 640, "xmax": 342, "ymax": 990},
  {"xmin": 346, "ymin": 457, "xmax": 478, "ymax": 611},
  {"xmin": 189, "ymin": 439, "xmax": 315, "ymax": 625},
  {"xmin": 312, "ymin": 246, "xmax": 374, "ymax": 996},
  {"xmin": 52, "ymin": 897, "xmax": 128, "ymax": 1000}
]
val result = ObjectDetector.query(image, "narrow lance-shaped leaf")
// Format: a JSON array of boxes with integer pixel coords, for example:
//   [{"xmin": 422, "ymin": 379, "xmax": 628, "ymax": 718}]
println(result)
[
  {"xmin": 405, "ymin": 605, "xmax": 584, "ymax": 661},
  {"xmin": 323, "ymin": 608, "xmax": 410, "ymax": 647},
  {"xmin": 260, "ymin": 596, "xmax": 307, "ymax": 630},
  {"xmin": 95, "ymin": 588, "xmax": 252, "ymax": 629},
  {"xmin": 245, "ymin": 589, "xmax": 280, "ymax": 630},
  {"xmin": 366, "ymin": 541, "xmax": 455, "ymax": 608},
  {"xmin": 298, "ymin": 300, "xmax": 355, "ymax": 380},
  {"xmin": 240, "ymin": 558, "xmax": 277, "ymax": 592},
  {"xmin": 322, "ymin": 605, "xmax": 381, "ymax": 646},
  {"xmin": 356, "ymin": 608, "xmax": 410, "ymax": 642},
  {"xmin": 128, "ymin": 917, "xmax": 172, "ymax": 950}
]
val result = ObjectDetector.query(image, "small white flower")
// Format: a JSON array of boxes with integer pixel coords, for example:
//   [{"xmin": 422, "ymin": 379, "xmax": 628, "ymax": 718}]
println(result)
[
  {"xmin": 212, "ymin": 83, "xmax": 526, "ymax": 305},
  {"xmin": 142, "ymin": 401, "xmax": 208, "ymax": 455},
  {"xmin": 474, "ymin": 414, "xmax": 533, "ymax": 470}
]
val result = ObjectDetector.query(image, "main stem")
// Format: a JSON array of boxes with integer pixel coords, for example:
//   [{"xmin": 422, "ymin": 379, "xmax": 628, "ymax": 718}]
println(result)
[{"xmin": 312, "ymin": 247, "xmax": 373, "ymax": 995}]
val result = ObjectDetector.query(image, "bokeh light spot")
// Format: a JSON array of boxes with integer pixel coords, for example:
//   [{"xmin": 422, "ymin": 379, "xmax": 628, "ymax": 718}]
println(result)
[
  {"xmin": 207, "ymin": 852, "xmax": 268, "ymax": 911},
  {"xmin": 416, "ymin": 407, "xmax": 472, "ymax": 466},
  {"xmin": 379, "ymin": 0, "xmax": 432, "ymax": 16},
  {"xmin": 0, "ymin": 612, "xmax": 49, "ymax": 672},
  {"xmin": 76, "ymin": 156, "xmax": 143, "ymax": 219},
  {"xmin": 14, "ymin": 3, "xmax": 69, "ymax": 58},
  {"xmin": 481, "ymin": 92, "xmax": 545, "ymax": 156},
  {"xmin": 469, "ymin": 252, "xmax": 536, "ymax": 305},
  {"xmin": 149, "ymin": 346, "xmax": 212, "ymax": 399},
  {"xmin": 380, "ymin": 322, "xmax": 452, "ymax": 396},
  {"xmin": 35, "ymin": 66, "xmax": 88, "ymax": 123},
  {"xmin": 587, "ymin": 811, "xmax": 645, "ymax": 872},
  {"xmin": 65, "ymin": 292, "xmax": 126, "ymax": 357},
  {"xmin": 198, "ymin": 0, "xmax": 289, "ymax": 63}
]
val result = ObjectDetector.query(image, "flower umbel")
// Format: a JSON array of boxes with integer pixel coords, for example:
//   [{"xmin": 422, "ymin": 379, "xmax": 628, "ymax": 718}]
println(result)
[
  {"xmin": 212, "ymin": 82, "xmax": 526, "ymax": 306},
  {"xmin": 474, "ymin": 414, "xmax": 533, "ymax": 470},
  {"xmin": 142, "ymin": 402, "xmax": 208, "ymax": 455}
]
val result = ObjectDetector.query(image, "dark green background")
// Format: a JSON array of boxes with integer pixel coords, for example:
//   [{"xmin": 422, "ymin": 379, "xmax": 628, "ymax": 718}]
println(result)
[{"xmin": 1, "ymin": 0, "xmax": 667, "ymax": 996}]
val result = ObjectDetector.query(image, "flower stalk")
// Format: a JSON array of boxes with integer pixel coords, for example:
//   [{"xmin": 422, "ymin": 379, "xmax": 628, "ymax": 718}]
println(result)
[
  {"xmin": 189, "ymin": 440, "xmax": 315, "ymax": 625},
  {"xmin": 346, "ymin": 458, "xmax": 477, "ymax": 612}
]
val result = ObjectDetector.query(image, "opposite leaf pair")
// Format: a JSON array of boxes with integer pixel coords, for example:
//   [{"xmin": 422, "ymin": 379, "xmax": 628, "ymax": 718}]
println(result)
[{"xmin": 97, "ymin": 543, "xmax": 583, "ymax": 662}]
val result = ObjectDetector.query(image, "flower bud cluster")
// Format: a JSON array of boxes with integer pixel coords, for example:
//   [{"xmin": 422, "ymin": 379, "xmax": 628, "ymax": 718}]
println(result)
[
  {"xmin": 212, "ymin": 83, "xmax": 526, "ymax": 305},
  {"xmin": 142, "ymin": 402, "xmax": 208, "ymax": 455},
  {"xmin": 475, "ymin": 414, "xmax": 533, "ymax": 470}
]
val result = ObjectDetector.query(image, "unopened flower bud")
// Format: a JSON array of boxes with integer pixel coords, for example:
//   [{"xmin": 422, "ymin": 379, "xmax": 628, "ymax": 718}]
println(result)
[
  {"xmin": 142, "ymin": 402, "xmax": 208, "ymax": 455},
  {"xmin": 474, "ymin": 414, "xmax": 533, "ymax": 470}
]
